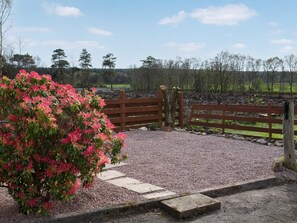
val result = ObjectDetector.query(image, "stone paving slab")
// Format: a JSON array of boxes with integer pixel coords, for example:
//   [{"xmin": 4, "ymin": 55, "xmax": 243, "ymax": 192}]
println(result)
[
  {"xmin": 160, "ymin": 193, "xmax": 221, "ymax": 219},
  {"xmin": 104, "ymin": 162, "xmax": 127, "ymax": 170},
  {"xmin": 143, "ymin": 190, "xmax": 177, "ymax": 199},
  {"xmin": 97, "ymin": 170, "xmax": 126, "ymax": 181},
  {"xmin": 107, "ymin": 177, "xmax": 141, "ymax": 187},
  {"xmin": 124, "ymin": 183, "xmax": 164, "ymax": 194}
]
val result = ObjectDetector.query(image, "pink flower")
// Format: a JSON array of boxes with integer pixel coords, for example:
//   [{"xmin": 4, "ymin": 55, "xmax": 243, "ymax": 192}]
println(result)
[
  {"xmin": 91, "ymin": 87, "xmax": 96, "ymax": 93},
  {"xmin": 99, "ymin": 99, "xmax": 106, "ymax": 107},
  {"xmin": 18, "ymin": 192, "xmax": 25, "ymax": 199},
  {"xmin": 60, "ymin": 163, "xmax": 73, "ymax": 172},
  {"xmin": 16, "ymin": 163, "xmax": 23, "ymax": 171},
  {"xmin": 27, "ymin": 160, "xmax": 33, "ymax": 170},
  {"xmin": 61, "ymin": 128, "xmax": 82, "ymax": 144},
  {"xmin": 91, "ymin": 123, "xmax": 101, "ymax": 132},
  {"xmin": 8, "ymin": 114, "xmax": 18, "ymax": 122},
  {"xmin": 97, "ymin": 153, "xmax": 109, "ymax": 168},
  {"xmin": 45, "ymin": 169, "xmax": 53, "ymax": 178},
  {"xmin": 67, "ymin": 179, "xmax": 81, "ymax": 195},
  {"xmin": 42, "ymin": 201, "xmax": 54, "ymax": 210},
  {"xmin": 83, "ymin": 145, "xmax": 95, "ymax": 157},
  {"xmin": 31, "ymin": 85, "xmax": 39, "ymax": 92},
  {"xmin": 27, "ymin": 198, "xmax": 37, "ymax": 207}
]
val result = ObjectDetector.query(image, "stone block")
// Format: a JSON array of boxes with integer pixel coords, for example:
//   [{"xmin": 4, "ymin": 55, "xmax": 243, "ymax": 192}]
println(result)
[
  {"xmin": 97, "ymin": 170, "xmax": 126, "ymax": 181},
  {"xmin": 160, "ymin": 193, "xmax": 221, "ymax": 219},
  {"xmin": 143, "ymin": 190, "xmax": 176, "ymax": 199}
]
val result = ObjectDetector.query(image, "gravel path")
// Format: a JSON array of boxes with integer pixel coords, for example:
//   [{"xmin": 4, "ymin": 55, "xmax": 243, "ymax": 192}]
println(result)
[
  {"xmin": 120, "ymin": 130, "xmax": 283, "ymax": 193},
  {"xmin": 0, "ymin": 130, "xmax": 284, "ymax": 222}
]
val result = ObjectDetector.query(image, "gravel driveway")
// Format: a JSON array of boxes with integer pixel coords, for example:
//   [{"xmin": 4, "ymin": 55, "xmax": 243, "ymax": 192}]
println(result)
[
  {"xmin": 0, "ymin": 130, "xmax": 284, "ymax": 223},
  {"xmin": 120, "ymin": 130, "xmax": 283, "ymax": 193}
]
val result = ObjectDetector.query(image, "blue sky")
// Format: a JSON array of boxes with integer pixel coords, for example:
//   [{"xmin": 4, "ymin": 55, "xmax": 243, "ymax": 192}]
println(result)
[{"xmin": 5, "ymin": 0, "xmax": 297, "ymax": 68}]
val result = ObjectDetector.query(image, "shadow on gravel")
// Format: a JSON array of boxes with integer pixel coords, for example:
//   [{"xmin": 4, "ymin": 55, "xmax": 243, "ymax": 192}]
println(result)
[{"xmin": 102, "ymin": 183, "xmax": 297, "ymax": 223}]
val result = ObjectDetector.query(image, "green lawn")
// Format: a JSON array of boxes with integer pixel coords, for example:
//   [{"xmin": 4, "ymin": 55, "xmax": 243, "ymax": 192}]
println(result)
[
  {"xmin": 112, "ymin": 84, "xmax": 131, "ymax": 89},
  {"xmin": 191, "ymin": 118, "xmax": 297, "ymax": 140}
]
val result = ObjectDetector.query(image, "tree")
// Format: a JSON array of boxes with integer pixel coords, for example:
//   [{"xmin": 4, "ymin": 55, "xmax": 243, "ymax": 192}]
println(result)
[
  {"xmin": 284, "ymin": 54, "xmax": 297, "ymax": 94},
  {"xmin": 263, "ymin": 57, "xmax": 283, "ymax": 93},
  {"xmin": 10, "ymin": 53, "xmax": 35, "ymax": 68},
  {"xmin": 246, "ymin": 57, "xmax": 262, "ymax": 92},
  {"xmin": 78, "ymin": 49, "xmax": 92, "ymax": 87},
  {"xmin": 140, "ymin": 56, "xmax": 159, "ymax": 90},
  {"xmin": 51, "ymin": 48, "xmax": 69, "ymax": 83},
  {"xmin": 79, "ymin": 48, "xmax": 92, "ymax": 69},
  {"xmin": 0, "ymin": 0, "xmax": 12, "ymax": 76},
  {"xmin": 102, "ymin": 53, "xmax": 116, "ymax": 90},
  {"xmin": 210, "ymin": 51, "xmax": 232, "ymax": 93}
]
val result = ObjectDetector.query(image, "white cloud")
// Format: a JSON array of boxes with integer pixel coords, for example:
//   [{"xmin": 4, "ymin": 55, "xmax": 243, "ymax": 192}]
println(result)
[
  {"xmin": 165, "ymin": 41, "xmax": 205, "ymax": 52},
  {"xmin": 41, "ymin": 40, "xmax": 104, "ymax": 49},
  {"xmin": 268, "ymin": 22, "xmax": 279, "ymax": 27},
  {"xmin": 42, "ymin": 2, "xmax": 82, "ymax": 17},
  {"xmin": 75, "ymin": 41, "xmax": 104, "ymax": 49},
  {"xmin": 280, "ymin": 45, "xmax": 293, "ymax": 53},
  {"xmin": 88, "ymin": 27, "xmax": 113, "ymax": 36},
  {"xmin": 232, "ymin": 43, "xmax": 246, "ymax": 49},
  {"xmin": 42, "ymin": 40, "xmax": 67, "ymax": 46},
  {"xmin": 14, "ymin": 26, "xmax": 53, "ymax": 33},
  {"xmin": 280, "ymin": 46, "xmax": 293, "ymax": 52},
  {"xmin": 190, "ymin": 4, "xmax": 256, "ymax": 25},
  {"xmin": 272, "ymin": 30, "xmax": 283, "ymax": 35},
  {"xmin": 270, "ymin": 38, "xmax": 294, "ymax": 45},
  {"xmin": 159, "ymin": 11, "xmax": 187, "ymax": 25}
]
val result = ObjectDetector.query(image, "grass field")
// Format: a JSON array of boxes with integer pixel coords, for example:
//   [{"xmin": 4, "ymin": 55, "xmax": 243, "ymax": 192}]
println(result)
[
  {"xmin": 112, "ymin": 84, "xmax": 131, "ymax": 89},
  {"xmin": 190, "ymin": 119, "xmax": 297, "ymax": 140}
]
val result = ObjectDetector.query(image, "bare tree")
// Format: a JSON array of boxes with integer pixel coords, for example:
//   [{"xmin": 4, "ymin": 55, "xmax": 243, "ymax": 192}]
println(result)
[
  {"xmin": 0, "ymin": 0, "xmax": 12, "ymax": 76},
  {"xmin": 284, "ymin": 54, "xmax": 297, "ymax": 94},
  {"xmin": 211, "ymin": 51, "xmax": 232, "ymax": 93},
  {"xmin": 264, "ymin": 57, "xmax": 283, "ymax": 93}
]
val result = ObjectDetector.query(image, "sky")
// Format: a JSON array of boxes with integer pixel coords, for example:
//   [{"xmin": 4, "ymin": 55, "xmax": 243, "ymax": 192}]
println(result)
[{"xmin": 5, "ymin": 0, "xmax": 297, "ymax": 68}]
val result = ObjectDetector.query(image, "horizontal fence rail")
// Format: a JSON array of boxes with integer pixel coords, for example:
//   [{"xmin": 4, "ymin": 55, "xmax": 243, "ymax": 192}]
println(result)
[
  {"xmin": 189, "ymin": 103, "xmax": 297, "ymax": 139},
  {"xmin": 102, "ymin": 90, "xmax": 162, "ymax": 131},
  {"xmin": 102, "ymin": 90, "xmax": 184, "ymax": 131}
]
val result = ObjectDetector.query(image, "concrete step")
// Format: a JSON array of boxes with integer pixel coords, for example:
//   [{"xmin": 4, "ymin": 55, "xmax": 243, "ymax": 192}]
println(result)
[
  {"xmin": 143, "ymin": 190, "xmax": 176, "ymax": 199},
  {"xmin": 104, "ymin": 159, "xmax": 127, "ymax": 169},
  {"xmin": 107, "ymin": 177, "xmax": 141, "ymax": 187},
  {"xmin": 97, "ymin": 170, "xmax": 126, "ymax": 181},
  {"xmin": 160, "ymin": 193, "xmax": 221, "ymax": 219},
  {"xmin": 124, "ymin": 183, "xmax": 164, "ymax": 194}
]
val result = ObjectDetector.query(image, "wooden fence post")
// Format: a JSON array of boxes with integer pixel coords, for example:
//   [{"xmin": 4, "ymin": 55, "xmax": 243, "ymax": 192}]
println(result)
[
  {"xmin": 283, "ymin": 101, "xmax": 297, "ymax": 170},
  {"xmin": 268, "ymin": 103, "xmax": 272, "ymax": 139},
  {"xmin": 222, "ymin": 104, "xmax": 226, "ymax": 134},
  {"xmin": 119, "ymin": 90, "xmax": 126, "ymax": 130},
  {"xmin": 157, "ymin": 90, "xmax": 163, "ymax": 128},
  {"xmin": 178, "ymin": 92, "xmax": 184, "ymax": 128}
]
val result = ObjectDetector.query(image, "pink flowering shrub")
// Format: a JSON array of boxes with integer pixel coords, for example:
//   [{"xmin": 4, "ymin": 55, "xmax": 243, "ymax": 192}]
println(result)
[{"xmin": 0, "ymin": 70, "xmax": 126, "ymax": 215}]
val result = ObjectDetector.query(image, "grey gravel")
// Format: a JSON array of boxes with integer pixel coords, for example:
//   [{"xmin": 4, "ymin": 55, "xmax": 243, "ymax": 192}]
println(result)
[
  {"xmin": 120, "ymin": 130, "xmax": 283, "ymax": 193},
  {"xmin": 0, "ymin": 130, "xmax": 284, "ymax": 223},
  {"xmin": 102, "ymin": 183, "xmax": 297, "ymax": 223}
]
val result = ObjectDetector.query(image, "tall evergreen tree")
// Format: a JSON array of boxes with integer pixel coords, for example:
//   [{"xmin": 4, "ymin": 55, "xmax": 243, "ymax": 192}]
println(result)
[
  {"xmin": 102, "ymin": 53, "xmax": 116, "ymax": 90},
  {"xmin": 51, "ymin": 48, "xmax": 69, "ymax": 83},
  {"xmin": 79, "ymin": 48, "xmax": 92, "ymax": 69},
  {"xmin": 78, "ymin": 49, "xmax": 92, "ymax": 87}
]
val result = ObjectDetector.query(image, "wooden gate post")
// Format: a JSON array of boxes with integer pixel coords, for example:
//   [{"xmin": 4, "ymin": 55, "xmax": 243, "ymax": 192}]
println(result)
[
  {"xmin": 178, "ymin": 92, "xmax": 184, "ymax": 128},
  {"xmin": 119, "ymin": 90, "xmax": 126, "ymax": 130},
  {"xmin": 283, "ymin": 101, "xmax": 297, "ymax": 170}
]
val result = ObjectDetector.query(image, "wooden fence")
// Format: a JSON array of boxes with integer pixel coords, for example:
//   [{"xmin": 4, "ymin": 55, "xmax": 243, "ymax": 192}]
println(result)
[
  {"xmin": 102, "ymin": 90, "xmax": 184, "ymax": 131},
  {"xmin": 189, "ymin": 103, "xmax": 297, "ymax": 139}
]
